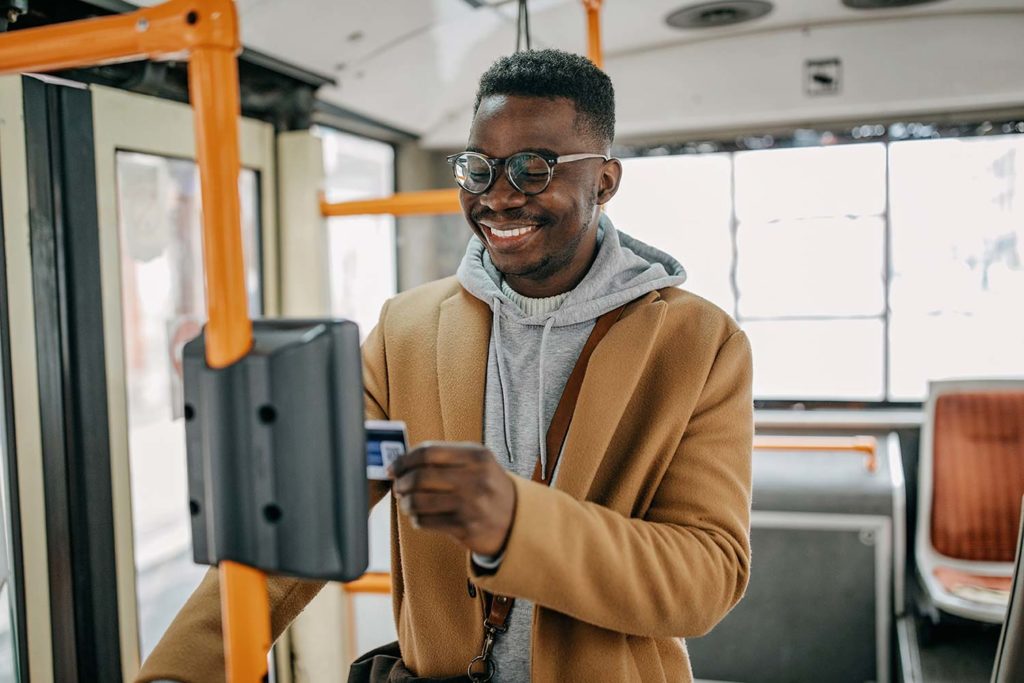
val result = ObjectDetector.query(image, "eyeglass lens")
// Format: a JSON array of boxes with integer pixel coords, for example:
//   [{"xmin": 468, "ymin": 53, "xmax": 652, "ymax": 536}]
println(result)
[{"xmin": 452, "ymin": 153, "xmax": 552, "ymax": 195}]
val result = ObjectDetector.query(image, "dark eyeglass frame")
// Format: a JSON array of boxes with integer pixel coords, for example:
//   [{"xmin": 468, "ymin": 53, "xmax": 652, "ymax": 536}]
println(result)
[{"xmin": 446, "ymin": 150, "xmax": 610, "ymax": 196}]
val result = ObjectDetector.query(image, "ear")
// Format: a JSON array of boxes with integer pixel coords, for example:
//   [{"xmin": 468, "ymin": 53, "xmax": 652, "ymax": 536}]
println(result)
[{"xmin": 595, "ymin": 158, "xmax": 623, "ymax": 205}]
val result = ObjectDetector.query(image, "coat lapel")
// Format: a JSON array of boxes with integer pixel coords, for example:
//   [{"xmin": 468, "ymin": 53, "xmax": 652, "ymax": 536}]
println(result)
[
  {"xmin": 436, "ymin": 288, "xmax": 492, "ymax": 443},
  {"xmin": 555, "ymin": 291, "xmax": 668, "ymax": 500}
]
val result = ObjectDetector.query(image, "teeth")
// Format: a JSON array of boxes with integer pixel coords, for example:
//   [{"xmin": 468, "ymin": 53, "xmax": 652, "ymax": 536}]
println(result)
[{"xmin": 490, "ymin": 225, "xmax": 535, "ymax": 238}]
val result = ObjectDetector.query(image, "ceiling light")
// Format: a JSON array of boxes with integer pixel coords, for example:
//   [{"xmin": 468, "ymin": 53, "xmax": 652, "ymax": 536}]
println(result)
[
  {"xmin": 842, "ymin": 0, "xmax": 946, "ymax": 8},
  {"xmin": 666, "ymin": 1, "xmax": 774, "ymax": 30}
]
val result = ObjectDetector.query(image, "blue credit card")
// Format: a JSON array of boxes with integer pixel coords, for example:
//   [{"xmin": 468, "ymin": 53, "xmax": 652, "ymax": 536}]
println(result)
[{"xmin": 366, "ymin": 420, "xmax": 408, "ymax": 480}]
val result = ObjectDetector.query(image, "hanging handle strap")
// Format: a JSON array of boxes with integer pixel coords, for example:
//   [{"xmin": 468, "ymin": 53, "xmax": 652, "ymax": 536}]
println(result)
[{"xmin": 468, "ymin": 303, "xmax": 627, "ymax": 681}]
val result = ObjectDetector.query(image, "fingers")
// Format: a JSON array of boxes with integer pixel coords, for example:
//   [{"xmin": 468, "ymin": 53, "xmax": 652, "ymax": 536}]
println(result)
[
  {"xmin": 393, "ymin": 466, "xmax": 463, "ymax": 495},
  {"xmin": 390, "ymin": 442, "xmax": 487, "ymax": 478},
  {"xmin": 388, "ymin": 442, "xmax": 512, "ymax": 555},
  {"xmin": 398, "ymin": 491, "xmax": 460, "ymax": 516},
  {"xmin": 407, "ymin": 512, "xmax": 468, "ymax": 537}
]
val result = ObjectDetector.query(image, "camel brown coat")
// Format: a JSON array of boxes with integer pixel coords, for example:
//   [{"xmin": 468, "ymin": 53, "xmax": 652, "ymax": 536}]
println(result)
[{"xmin": 137, "ymin": 277, "xmax": 753, "ymax": 682}]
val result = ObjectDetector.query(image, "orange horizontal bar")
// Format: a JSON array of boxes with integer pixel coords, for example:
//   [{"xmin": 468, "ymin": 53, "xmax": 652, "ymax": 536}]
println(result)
[
  {"xmin": 0, "ymin": 0, "xmax": 238, "ymax": 76},
  {"xmin": 754, "ymin": 435, "xmax": 878, "ymax": 473},
  {"xmin": 321, "ymin": 189, "xmax": 461, "ymax": 217},
  {"xmin": 343, "ymin": 571, "xmax": 392, "ymax": 595}
]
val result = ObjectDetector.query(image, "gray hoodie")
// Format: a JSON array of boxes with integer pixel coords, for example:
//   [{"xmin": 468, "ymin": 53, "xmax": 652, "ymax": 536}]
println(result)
[{"xmin": 455, "ymin": 213, "xmax": 686, "ymax": 681}]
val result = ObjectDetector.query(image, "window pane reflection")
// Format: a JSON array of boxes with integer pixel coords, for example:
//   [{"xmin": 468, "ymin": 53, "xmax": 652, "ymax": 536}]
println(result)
[
  {"xmin": 735, "ymin": 144, "xmax": 886, "ymax": 222},
  {"xmin": 737, "ymin": 217, "xmax": 885, "ymax": 318},
  {"xmin": 116, "ymin": 151, "xmax": 261, "ymax": 659},
  {"xmin": 606, "ymin": 154, "xmax": 734, "ymax": 314},
  {"xmin": 889, "ymin": 135, "xmax": 1024, "ymax": 399},
  {"xmin": 744, "ymin": 319, "xmax": 885, "ymax": 400}
]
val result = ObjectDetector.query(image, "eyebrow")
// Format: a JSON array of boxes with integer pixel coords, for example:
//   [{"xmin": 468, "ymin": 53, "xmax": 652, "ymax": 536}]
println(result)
[{"xmin": 463, "ymin": 146, "xmax": 560, "ymax": 158}]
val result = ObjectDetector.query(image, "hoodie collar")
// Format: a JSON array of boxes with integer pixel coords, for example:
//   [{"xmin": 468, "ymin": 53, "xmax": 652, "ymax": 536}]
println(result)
[{"xmin": 457, "ymin": 213, "xmax": 686, "ymax": 327}]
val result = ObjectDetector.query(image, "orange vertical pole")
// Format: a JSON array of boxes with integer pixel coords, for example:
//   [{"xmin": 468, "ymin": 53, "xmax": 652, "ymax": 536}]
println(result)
[
  {"xmin": 188, "ymin": 45, "xmax": 253, "ymax": 367},
  {"xmin": 189, "ymin": 43, "xmax": 269, "ymax": 683},
  {"xmin": 583, "ymin": 0, "xmax": 603, "ymax": 68}
]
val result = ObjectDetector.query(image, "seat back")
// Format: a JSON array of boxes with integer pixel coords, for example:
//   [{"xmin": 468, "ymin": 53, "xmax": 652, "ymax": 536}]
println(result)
[{"xmin": 928, "ymin": 384, "xmax": 1024, "ymax": 562}]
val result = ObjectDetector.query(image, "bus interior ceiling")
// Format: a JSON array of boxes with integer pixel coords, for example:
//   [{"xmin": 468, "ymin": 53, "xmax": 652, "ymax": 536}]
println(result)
[{"xmin": 0, "ymin": 0, "xmax": 1022, "ymax": 682}]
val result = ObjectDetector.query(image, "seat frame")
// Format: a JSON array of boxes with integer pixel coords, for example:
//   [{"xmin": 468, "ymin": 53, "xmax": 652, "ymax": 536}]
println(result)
[{"xmin": 915, "ymin": 378, "xmax": 1024, "ymax": 624}]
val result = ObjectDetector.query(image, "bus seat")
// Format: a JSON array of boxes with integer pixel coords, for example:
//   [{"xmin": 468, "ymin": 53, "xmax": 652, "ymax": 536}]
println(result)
[{"xmin": 916, "ymin": 379, "xmax": 1024, "ymax": 624}]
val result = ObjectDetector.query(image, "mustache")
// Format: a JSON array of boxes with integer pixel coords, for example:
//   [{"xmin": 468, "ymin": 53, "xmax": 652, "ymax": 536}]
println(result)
[{"xmin": 472, "ymin": 208, "xmax": 550, "ymax": 225}]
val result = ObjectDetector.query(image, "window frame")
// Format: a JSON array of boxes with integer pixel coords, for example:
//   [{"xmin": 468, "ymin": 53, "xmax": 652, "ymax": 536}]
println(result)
[
  {"xmin": 0, "ymin": 82, "xmax": 29, "ymax": 683},
  {"xmin": 23, "ymin": 75, "xmax": 122, "ymax": 683}
]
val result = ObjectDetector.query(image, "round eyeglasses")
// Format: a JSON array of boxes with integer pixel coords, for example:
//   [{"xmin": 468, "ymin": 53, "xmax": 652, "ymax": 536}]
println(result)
[{"xmin": 446, "ymin": 151, "xmax": 609, "ymax": 196}]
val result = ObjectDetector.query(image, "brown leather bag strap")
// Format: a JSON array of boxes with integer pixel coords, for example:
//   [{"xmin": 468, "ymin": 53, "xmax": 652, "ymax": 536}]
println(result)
[
  {"xmin": 470, "ymin": 304, "xmax": 628, "ymax": 680},
  {"xmin": 477, "ymin": 303, "xmax": 627, "ymax": 618},
  {"xmin": 532, "ymin": 303, "xmax": 627, "ymax": 484}
]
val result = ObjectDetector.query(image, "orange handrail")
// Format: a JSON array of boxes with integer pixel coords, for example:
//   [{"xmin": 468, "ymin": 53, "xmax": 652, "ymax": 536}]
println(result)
[
  {"xmin": 0, "ymin": 2, "xmax": 267, "ymax": 680},
  {"xmin": 753, "ymin": 435, "xmax": 879, "ymax": 473},
  {"xmin": 583, "ymin": 0, "xmax": 603, "ymax": 68},
  {"xmin": 320, "ymin": 188, "xmax": 461, "ymax": 217},
  {"xmin": 343, "ymin": 571, "xmax": 393, "ymax": 595}
]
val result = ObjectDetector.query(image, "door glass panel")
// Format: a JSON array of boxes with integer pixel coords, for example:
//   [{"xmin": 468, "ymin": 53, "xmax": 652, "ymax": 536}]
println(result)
[
  {"xmin": 316, "ymin": 127, "xmax": 399, "ymax": 653},
  {"xmin": 115, "ymin": 151, "xmax": 261, "ymax": 658}
]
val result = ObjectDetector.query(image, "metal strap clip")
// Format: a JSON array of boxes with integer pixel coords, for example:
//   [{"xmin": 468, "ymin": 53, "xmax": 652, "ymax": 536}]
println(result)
[{"xmin": 467, "ymin": 624, "xmax": 501, "ymax": 682}]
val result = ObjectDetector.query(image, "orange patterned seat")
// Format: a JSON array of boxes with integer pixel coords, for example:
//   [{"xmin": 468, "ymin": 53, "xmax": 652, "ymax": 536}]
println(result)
[
  {"xmin": 917, "ymin": 381, "xmax": 1024, "ymax": 623},
  {"xmin": 930, "ymin": 391, "xmax": 1024, "ymax": 563}
]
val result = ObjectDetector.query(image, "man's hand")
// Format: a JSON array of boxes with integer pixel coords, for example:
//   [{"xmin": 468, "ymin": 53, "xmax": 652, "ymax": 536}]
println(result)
[{"xmin": 391, "ymin": 442, "xmax": 516, "ymax": 558}]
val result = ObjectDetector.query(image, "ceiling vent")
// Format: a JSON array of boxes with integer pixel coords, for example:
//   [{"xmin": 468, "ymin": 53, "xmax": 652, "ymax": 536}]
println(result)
[
  {"xmin": 842, "ymin": 0, "xmax": 946, "ymax": 8},
  {"xmin": 666, "ymin": 1, "xmax": 773, "ymax": 30}
]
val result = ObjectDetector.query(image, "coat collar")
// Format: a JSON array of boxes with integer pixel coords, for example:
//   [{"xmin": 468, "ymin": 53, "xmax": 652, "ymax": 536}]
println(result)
[{"xmin": 435, "ymin": 287, "xmax": 668, "ymax": 499}]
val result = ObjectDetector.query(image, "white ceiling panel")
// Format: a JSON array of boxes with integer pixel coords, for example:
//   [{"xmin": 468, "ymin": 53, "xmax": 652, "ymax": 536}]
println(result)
[
  {"xmin": 123, "ymin": 0, "xmax": 1024, "ymax": 142},
  {"xmin": 237, "ymin": 0, "xmax": 478, "ymax": 76}
]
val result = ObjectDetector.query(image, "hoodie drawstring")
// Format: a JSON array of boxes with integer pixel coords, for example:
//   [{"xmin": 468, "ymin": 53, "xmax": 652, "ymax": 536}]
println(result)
[
  {"xmin": 491, "ymin": 297, "xmax": 515, "ymax": 463},
  {"xmin": 537, "ymin": 316, "xmax": 555, "ymax": 480}
]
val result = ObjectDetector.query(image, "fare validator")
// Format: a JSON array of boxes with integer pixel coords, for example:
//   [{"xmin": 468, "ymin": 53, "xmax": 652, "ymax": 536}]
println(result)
[{"xmin": 182, "ymin": 319, "xmax": 407, "ymax": 582}]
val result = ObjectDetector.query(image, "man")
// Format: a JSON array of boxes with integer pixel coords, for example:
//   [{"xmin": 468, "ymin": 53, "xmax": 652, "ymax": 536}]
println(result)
[{"xmin": 138, "ymin": 49, "xmax": 752, "ymax": 682}]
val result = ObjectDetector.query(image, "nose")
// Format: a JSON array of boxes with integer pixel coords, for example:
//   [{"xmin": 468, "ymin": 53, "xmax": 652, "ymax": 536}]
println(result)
[{"xmin": 479, "ymin": 167, "xmax": 528, "ymax": 213}]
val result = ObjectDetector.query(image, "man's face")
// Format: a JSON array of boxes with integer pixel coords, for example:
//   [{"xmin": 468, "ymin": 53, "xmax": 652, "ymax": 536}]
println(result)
[{"xmin": 460, "ymin": 95, "xmax": 620, "ymax": 294}]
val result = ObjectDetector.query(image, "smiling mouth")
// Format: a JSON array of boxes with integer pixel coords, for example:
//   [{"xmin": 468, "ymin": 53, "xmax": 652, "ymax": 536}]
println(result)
[{"xmin": 480, "ymin": 222, "xmax": 538, "ymax": 244}]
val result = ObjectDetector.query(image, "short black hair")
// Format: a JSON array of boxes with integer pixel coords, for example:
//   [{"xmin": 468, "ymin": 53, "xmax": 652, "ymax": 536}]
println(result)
[{"xmin": 473, "ymin": 49, "xmax": 615, "ymax": 147}]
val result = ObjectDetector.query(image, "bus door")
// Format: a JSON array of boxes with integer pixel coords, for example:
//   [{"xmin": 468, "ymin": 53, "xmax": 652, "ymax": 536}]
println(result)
[{"xmin": 88, "ymin": 84, "xmax": 279, "ymax": 680}]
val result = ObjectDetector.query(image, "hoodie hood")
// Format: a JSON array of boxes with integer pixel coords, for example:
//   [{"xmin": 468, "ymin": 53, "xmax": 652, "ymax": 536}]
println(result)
[
  {"xmin": 456, "ymin": 214, "xmax": 686, "ymax": 479},
  {"xmin": 457, "ymin": 213, "xmax": 686, "ymax": 326}
]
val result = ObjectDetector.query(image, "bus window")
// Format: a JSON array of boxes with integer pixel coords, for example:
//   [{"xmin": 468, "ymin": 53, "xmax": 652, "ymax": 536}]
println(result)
[
  {"xmin": 318, "ymin": 127, "xmax": 397, "ymax": 339},
  {"xmin": 605, "ymin": 153, "xmax": 734, "ymax": 314},
  {"xmin": 889, "ymin": 134, "xmax": 1024, "ymax": 400},
  {"xmin": 607, "ymin": 132, "xmax": 1024, "ymax": 404}
]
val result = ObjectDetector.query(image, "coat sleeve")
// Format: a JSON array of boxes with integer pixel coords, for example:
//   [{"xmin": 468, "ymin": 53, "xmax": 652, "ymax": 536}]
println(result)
[
  {"xmin": 469, "ymin": 329, "xmax": 753, "ymax": 639},
  {"xmin": 135, "ymin": 304, "xmax": 394, "ymax": 683}
]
